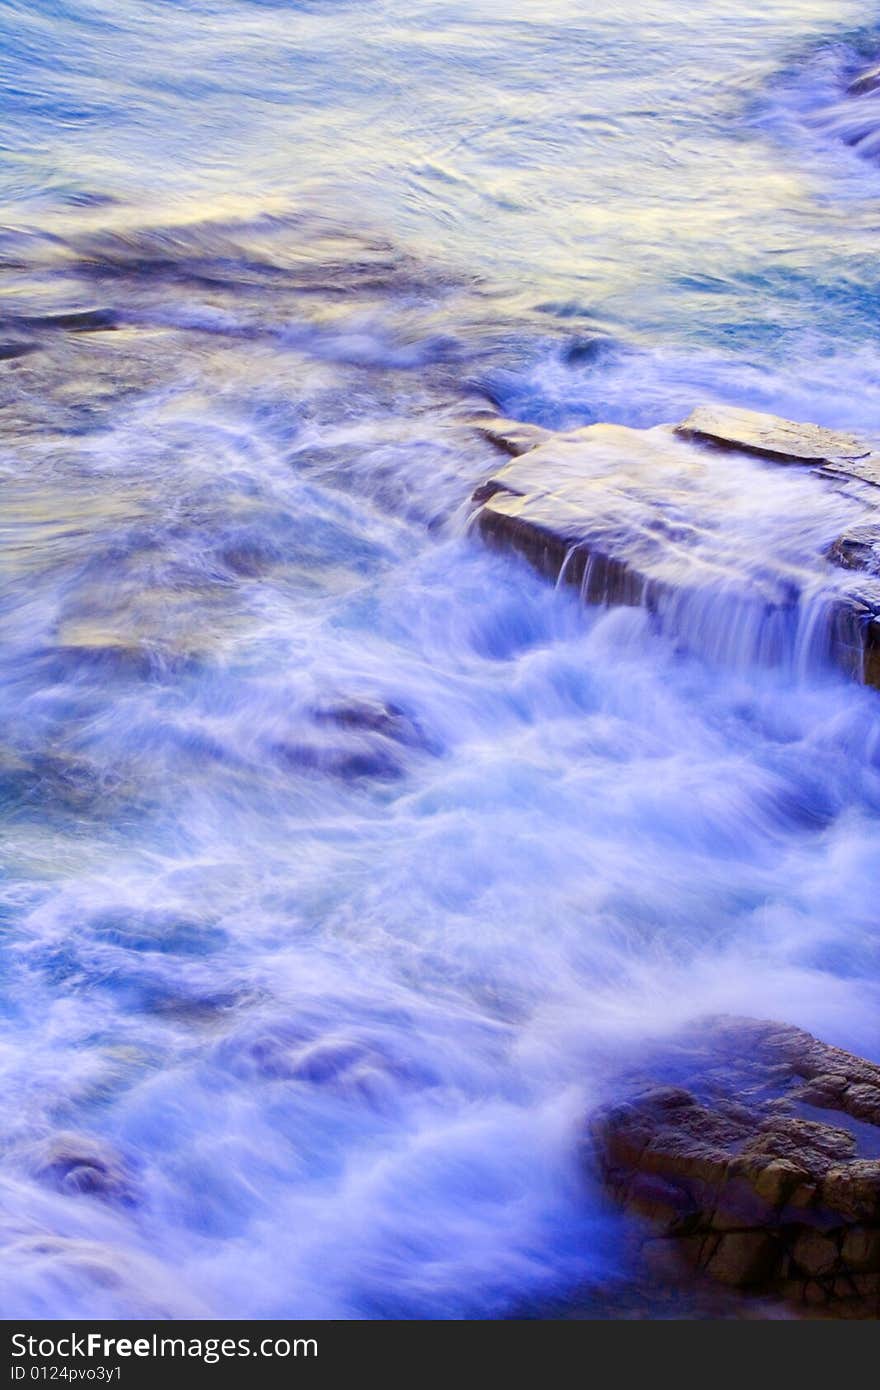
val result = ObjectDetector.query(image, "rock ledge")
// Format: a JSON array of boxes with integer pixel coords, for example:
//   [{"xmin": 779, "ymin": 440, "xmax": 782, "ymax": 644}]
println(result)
[{"xmin": 471, "ymin": 405, "xmax": 880, "ymax": 686}]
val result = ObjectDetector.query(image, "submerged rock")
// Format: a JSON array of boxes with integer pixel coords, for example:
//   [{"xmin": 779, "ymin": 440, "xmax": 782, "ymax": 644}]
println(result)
[
  {"xmin": 813, "ymin": 62, "xmax": 880, "ymax": 163},
  {"xmin": 32, "ymin": 1133, "xmax": 136, "ymax": 1206},
  {"xmin": 828, "ymin": 524, "xmax": 880, "ymax": 575},
  {"xmin": 848, "ymin": 63, "xmax": 880, "ymax": 98},
  {"xmin": 0, "ymin": 343, "xmax": 39, "ymax": 361},
  {"xmin": 589, "ymin": 1018, "xmax": 880, "ymax": 1314},
  {"xmin": 471, "ymin": 405, "xmax": 880, "ymax": 686},
  {"xmin": 311, "ymin": 697, "xmax": 431, "ymax": 748},
  {"xmin": 16, "ymin": 308, "xmax": 119, "ymax": 334},
  {"xmin": 272, "ymin": 696, "xmax": 438, "ymax": 784}
]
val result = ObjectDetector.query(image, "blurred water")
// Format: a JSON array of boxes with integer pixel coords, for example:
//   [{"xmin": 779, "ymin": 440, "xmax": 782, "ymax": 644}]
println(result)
[{"xmin": 1, "ymin": 0, "xmax": 880, "ymax": 1319}]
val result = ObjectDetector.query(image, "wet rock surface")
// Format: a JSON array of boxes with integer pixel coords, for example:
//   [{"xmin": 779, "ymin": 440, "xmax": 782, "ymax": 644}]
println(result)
[
  {"xmin": 848, "ymin": 62, "xmax": 880, "ymax": 97},
  {"xmin": 472, "ymin": 406, "xmax": 880, "ymax": 687},
  {"xmin": 828, "ymin": 524, "xmax": 880, "ymax": 575},
  {"xmin": 31, "ymin": 1133, "xmax": 136, "ymax": 1206},
  {"xmin": 589, "ymin": 1017, "xmax": 880, "ymax": 1315},
  {"xmin": 675, "ymin": 405, "xmax": 880, "ymax": 484}
]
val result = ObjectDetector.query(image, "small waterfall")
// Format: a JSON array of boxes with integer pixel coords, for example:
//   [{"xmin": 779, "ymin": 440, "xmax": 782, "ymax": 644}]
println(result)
[
  {"xmin": 473, "ymin": 415, "xmax": 880, "ymax": 689},
  {"xmin": 552, "ymin": 545, "xmax": 875, "ymax": 685}
]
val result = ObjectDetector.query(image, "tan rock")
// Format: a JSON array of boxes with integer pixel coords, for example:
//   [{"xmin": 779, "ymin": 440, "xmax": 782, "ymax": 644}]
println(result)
[
  {"xmin": 589, "ymin": 1016, "xmax": 880, "ymax": 1313},
  {"xmin": 704, "ymin": 1232, "xmax": 777, "ymax": 1287},
  {"xmin": 472, "ymin": 406, "xmax": 880, "ymax": 687},
  {"xmin": 840, "ymin": 1226, "xmax": 880, "ymax": 1272},
  {"xmin": 752, "ymin": 1159, "xmax": 808, "ymax": 1208},
  {"xmin": 675, "ymin": 404, "xmax": 875, "ymax": 474},
  {"xmin": 791, "ymin": 1230, "xmax": 840, "ymax": 1278}
]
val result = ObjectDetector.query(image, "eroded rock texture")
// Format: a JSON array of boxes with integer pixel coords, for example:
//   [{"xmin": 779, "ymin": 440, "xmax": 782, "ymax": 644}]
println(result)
[{"xmin": 589, "ymin": 1017, "xmax": 880, "ymax": 1315}]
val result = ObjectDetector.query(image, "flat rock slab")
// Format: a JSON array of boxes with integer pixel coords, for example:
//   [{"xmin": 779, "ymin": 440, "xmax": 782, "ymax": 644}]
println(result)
[
  {"xmin": 676, "ymin": 405, "xmax": 880, "ymax": 485},
  {"xmin": 471, "ymin": 405, "xmax": 880, "ymax": 686},
  {"xmin": 589, "ymin": 1017, "xmax": 880, "ymax": 1314}
]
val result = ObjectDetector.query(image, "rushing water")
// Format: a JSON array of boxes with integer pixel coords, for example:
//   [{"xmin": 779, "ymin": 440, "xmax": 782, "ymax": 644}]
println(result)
[{"xmin": 2, "ymin": 0, "xmax": 880, "ymax": 1319}]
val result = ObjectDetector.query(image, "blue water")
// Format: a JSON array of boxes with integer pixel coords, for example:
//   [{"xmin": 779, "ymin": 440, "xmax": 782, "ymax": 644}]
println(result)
[{"xmin": 1, "ymin": 0, "xmax": 880, "ymax": 1318}]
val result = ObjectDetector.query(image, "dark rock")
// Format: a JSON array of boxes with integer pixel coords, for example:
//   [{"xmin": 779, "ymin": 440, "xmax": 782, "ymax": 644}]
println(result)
[
  {"xmin": 589, "ymin": 1017, "xmax": 880, "ymax": 1314},
  {"xmin": 217, "ymin": 1016, "xmax": 438, "ymax": 1111},
  {"xmin": 705, "ymin": 1230, "xmax": 779, "ymax": 1286},
  {"xmin": 813, "ymin": 67, "xmax": 880, "ymax": 163},
  {"xmin": 32, "ymin": 1133, "xmax": 136, "ymax": 1206},
  {"xmin": 312, "ymin": 697, "xmax": 428, "ymax": 747},
  {"xmin": 564, "ymin": 336, "xmax": 608, "ymax": 365},
  {"xmin": 841, "ymin": 1226, "xmax": 880, "ymax": 1271},
  {"xmin": 17, "ymin": 308, "xmax": 118, "ymax": 334},
  {"xmin": 272, "ymin": 697, "xmax": 438, "ymax": 783},
  {"xmin": 848, "ymin": 64, "xmax": 880, "ymax": 97},
  {"xmin": 273, "ymin": 739, "xmax": 406, "ymax": 782},
  {"xmin": 216, "ymin": 537, "xmax": 282, "ymax": 578},
  {"xmin": 0, "ymin": 343, "xmax": 38, "ymax": 361},
  {"xmin": 828, "ymin": 524, "xmax": 880, "ymax": 575}
]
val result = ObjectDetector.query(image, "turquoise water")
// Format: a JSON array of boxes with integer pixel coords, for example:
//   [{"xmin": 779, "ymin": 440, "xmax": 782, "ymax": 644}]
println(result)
[{"xmin": 1, "ymin": 0, "xmax": 880, "ymax": 1318}]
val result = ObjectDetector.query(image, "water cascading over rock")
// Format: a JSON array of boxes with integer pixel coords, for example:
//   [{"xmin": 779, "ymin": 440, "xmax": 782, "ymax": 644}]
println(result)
[{"xmin": 471, "ymin": 405, "xmax": 880, "ymax": 687}]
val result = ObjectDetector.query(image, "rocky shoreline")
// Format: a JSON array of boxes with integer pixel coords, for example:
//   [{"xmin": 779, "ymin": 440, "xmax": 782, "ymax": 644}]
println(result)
[{"xmin": 587, "ymin": 1018, "xmax": 880, "ymax": 1317}]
